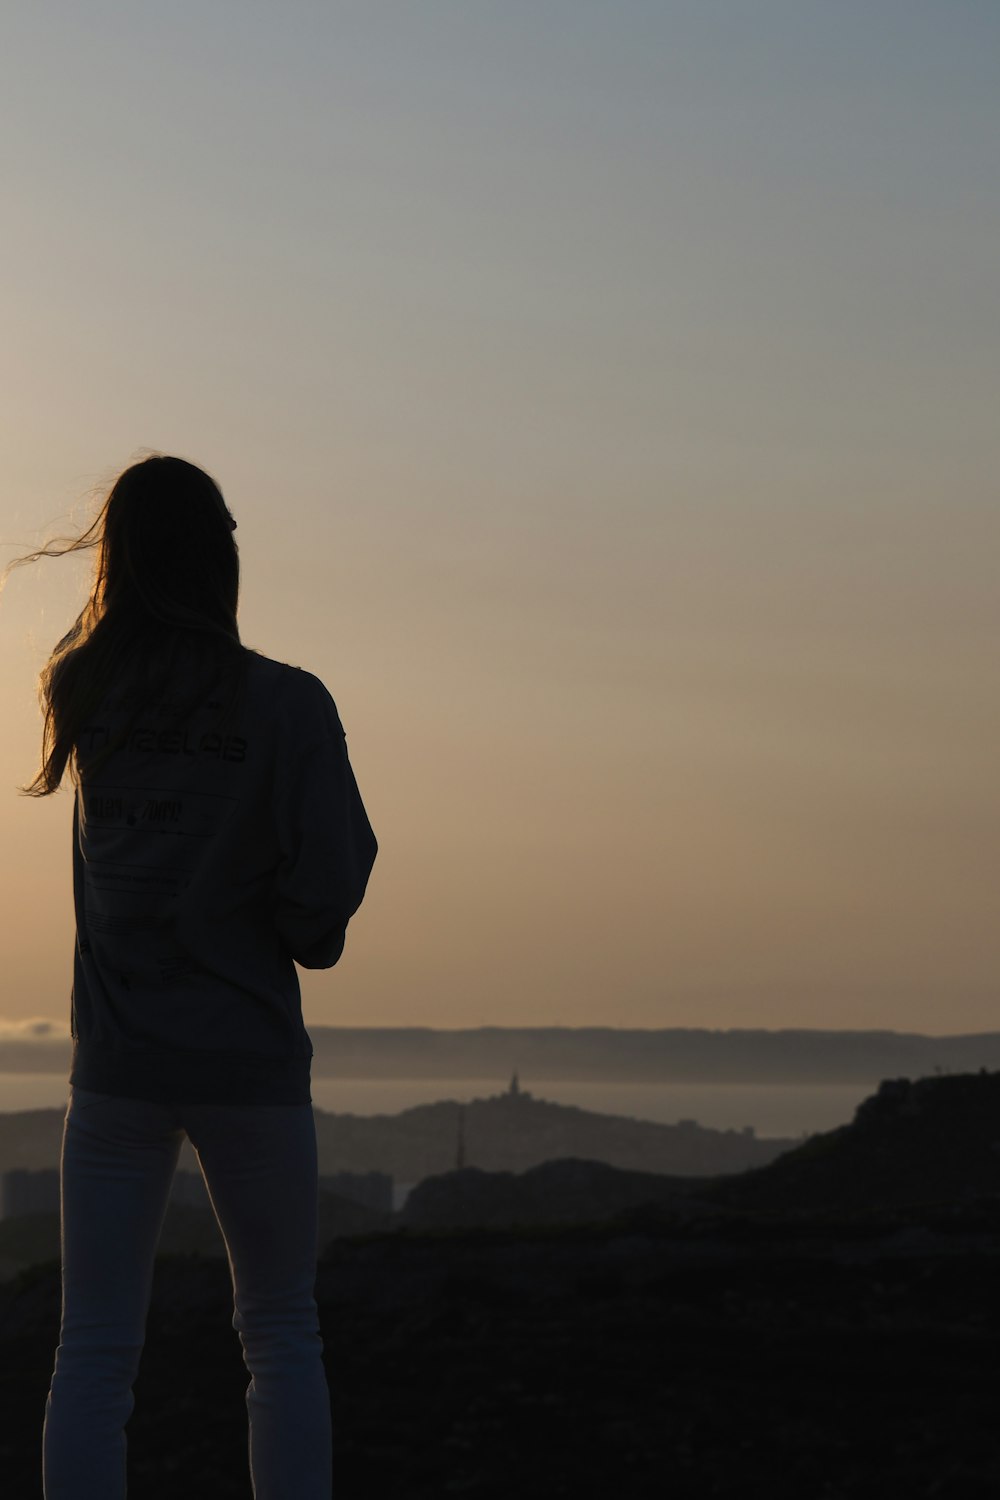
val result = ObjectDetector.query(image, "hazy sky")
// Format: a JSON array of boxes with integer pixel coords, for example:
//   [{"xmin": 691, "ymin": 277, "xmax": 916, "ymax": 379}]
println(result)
[{"xmin": 1, "ymin": 2, "xmax": 998, "ymax": 1035}]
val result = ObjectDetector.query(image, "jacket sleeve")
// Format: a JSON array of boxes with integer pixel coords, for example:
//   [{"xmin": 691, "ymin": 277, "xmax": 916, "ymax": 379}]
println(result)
[{"xmin": 272, "ymin": 715, "xmax": 377, "ymax": 969}]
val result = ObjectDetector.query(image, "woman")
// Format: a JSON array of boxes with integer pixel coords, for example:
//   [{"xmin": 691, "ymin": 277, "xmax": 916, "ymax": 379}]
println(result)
[{"xmin": 22, "ymin": 455, "xmax": 377, "ymax": 1499}]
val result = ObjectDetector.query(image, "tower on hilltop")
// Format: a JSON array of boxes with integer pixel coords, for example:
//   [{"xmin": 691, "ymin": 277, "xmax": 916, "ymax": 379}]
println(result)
[
  {"xmin": 506, "ymin": 1070, "xmax": 531, "ymax": 1100},
  {"xmin": 455, "ymin": 1104, "xmax": 466, "ymax": 1170}
]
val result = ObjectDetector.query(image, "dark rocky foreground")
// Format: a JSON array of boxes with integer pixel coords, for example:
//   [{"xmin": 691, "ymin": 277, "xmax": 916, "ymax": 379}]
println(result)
[
  {"xmin": 3, "ymin": 1071, "xmax": 1000, "ymax": 1498},
  {"xmin": 2, "ymin": 1201, "xmax": 1000, "ymax": 1499}
]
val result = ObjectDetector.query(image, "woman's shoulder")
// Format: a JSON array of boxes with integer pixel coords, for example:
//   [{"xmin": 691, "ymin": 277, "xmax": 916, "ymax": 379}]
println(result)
[
  {"xmin": 244, "ymin": 650, "xmax": 332, "ymax": 697},
  {"xmin": 243, "ymin": 652, "xmax": 342, "ymax": 732}
]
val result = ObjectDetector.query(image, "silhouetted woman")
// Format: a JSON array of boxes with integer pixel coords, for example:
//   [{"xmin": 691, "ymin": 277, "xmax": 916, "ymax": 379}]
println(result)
[{"xmin": 23, "ymin": 456, "xmax": 377, "ymax": 1499}]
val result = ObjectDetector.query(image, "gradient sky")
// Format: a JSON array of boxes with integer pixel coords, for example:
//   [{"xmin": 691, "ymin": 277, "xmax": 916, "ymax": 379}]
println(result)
[{"xmin": 1, "ymin": 2, "xmax": 998, "ymax": 1035}]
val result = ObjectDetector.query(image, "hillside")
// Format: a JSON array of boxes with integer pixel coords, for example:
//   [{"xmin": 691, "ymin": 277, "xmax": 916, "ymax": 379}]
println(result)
[
  {"xmin": 3, "ymin": 1189, "xmax": 1000, "ymax": 1496},
  {"xmin": 384, "ymin": 1069, "xmax": 1000, "ymax": 1231},
  {"xmin": 0, "ymin": 1087, "xmax": 796, "ymax": 1181},
  {"xmin": 311, "ymin": 1085, "xmax": 794, "ymax": 1179},
  {"xmin": 709, "ymin": 1070, "xmax": 1000, "ymax": 1213}
]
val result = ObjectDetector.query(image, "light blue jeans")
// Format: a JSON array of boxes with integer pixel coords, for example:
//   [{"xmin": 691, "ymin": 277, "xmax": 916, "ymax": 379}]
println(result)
[{"xmin": 42, "ymin": 1086, "xmax": 332, "ymax": 1500}]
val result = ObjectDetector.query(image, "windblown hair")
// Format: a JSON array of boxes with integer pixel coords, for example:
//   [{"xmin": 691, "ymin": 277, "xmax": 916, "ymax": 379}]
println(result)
[{"xmin": 17, "ymin": 455, "xmax": 244, "ymax": 796}]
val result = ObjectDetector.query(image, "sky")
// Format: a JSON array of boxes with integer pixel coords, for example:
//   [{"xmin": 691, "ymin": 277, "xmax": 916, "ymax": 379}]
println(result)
[{"xmin": 0, "ymin": 1, "xmax": 998, "ymax": 1036}]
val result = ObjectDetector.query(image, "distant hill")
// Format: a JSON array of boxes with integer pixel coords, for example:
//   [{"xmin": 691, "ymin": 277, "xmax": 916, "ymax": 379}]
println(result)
[
  {"xmin": 0, "ymin": 1086, "xmax": 796, "ymax": 1181},
  {"xmin": 315, "ymin": 1084, "xmax": 795, "ymax": 1178},
  {"xmin": 398, "ymin": 1070, "xmax": 1000, "ymax": 1231},
  {"xmin": 6, "ymin": 1024, "xmax": 1000, "ymax": 1082}
]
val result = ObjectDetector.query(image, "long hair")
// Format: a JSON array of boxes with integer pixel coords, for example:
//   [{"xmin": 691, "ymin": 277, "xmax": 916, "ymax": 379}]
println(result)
[{"xmin": 17, "ymin": 456, "xmax": 243, "ymax": 796}]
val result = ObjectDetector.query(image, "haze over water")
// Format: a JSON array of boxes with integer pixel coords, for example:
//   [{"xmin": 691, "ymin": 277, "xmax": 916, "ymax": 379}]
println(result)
[{"xmin": 2, "ymin": 4, "xmax": 998, "ymax": 1040}]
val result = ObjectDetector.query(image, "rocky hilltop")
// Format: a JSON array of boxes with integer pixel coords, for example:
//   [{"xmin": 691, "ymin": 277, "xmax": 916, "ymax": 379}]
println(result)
[{"xmin": 711, "ymin": 1068, "xmax": 1000, "ymax": 1213}]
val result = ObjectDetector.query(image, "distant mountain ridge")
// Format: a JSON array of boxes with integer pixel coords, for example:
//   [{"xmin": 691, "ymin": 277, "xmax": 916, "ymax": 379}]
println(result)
[
  {"xmin": 0, "ymin": 1085, "xmax": 795, "ymax": 1180},
  {"xmin": 3, "ymin": 1024, "xmax": 1000, "ymax": 1081},
  {"xmin": 306, "ymin": 1027, "xmax": 1000, "ymax": 1083}
]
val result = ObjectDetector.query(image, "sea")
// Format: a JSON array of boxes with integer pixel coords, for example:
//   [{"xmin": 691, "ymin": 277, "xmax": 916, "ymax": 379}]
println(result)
[{"xmin": 0, "ymin": 1073, "xmax": 874, "ymax": 1139}]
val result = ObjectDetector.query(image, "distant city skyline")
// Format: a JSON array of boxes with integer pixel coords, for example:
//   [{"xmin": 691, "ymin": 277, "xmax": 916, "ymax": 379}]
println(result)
[{"xmin": 1, "ymin": 3, "xmax": 998, "ymax": 1034}]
